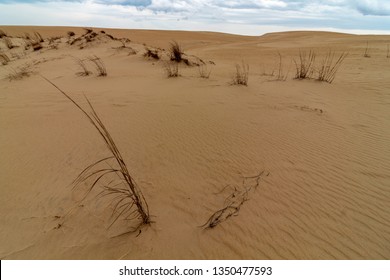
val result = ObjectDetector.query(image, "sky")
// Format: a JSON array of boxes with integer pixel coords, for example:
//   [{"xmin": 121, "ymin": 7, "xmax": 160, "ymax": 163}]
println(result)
[{"xmin": 0, "ymin": 0, "xmax": 390, "ymax": 35}]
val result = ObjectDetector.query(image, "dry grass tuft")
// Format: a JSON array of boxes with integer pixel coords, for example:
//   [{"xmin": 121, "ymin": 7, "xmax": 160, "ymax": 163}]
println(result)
[
  {"xmin": 164, "ymin": 62, "xmax": 179, "ymax": 78},
  {"xmin": 75, "ymin": 58, "xmax": 92, "ymax": 76},
  {"xmin": 231, "ymin": 61, "xmax": 249, "ymax": 86},
  {"xmin": 0, "ymin": 53, "xmax": 10, "ymax": 65},
  {"xmin": 169, "ymin": 40, "xmax": 183, "ymax": 62},
  {"xmin": 67, "ymin": 31, "xmax": 75, "ymax": 37},
  {"xmin": 316, "ymin": 51, "xmax": 348, "ymax": 84},
  {"xmin": 7, "ymin": 65, "xmax": 32, "ymax": 81},
  {"xmin": 89, "ymin": 55, "xmax": 107, "ymax": 76},
  {"xmin": 143, "ymin": 48, "xmax": 160, "ymax": 60},
  {"xmin": 275, "ymin": 51, "xmax": 289, "ymax": 81},
  {"xmin": 198, "ymin": 64, "xmax": 211, "ymax": 79},
  {"xmin": 294, "ymin": 50, "xmax": 315, "ymax": 80},
  {"xmin": 42, "ymin": 77, "xmax": 151, "ymax": 232},
  {"xmin": 363, "ymin": 41, "xmax": 371, "ymax": 58}
]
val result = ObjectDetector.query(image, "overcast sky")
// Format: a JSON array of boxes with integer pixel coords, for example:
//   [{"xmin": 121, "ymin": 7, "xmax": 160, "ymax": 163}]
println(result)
[{"xmin": 1, "ymin": 0, "xmax": 389, "ymax": 35}]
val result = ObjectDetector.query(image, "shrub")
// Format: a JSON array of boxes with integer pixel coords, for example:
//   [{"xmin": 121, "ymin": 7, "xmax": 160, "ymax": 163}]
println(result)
[
  {"xmin": 67, "ymin": 31, "xmax": 75, "ymax": 37},
  {"xmin": 294, "ymin": 50, "xmax": 315, "ymax": 80}
]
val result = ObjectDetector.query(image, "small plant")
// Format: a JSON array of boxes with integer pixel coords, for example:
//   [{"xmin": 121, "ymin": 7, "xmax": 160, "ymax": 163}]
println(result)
[
  {"xmin": 198, "ymin": 64, "xmax": 211, "ymax": 79},
  {"xmin": 231, "ymin": 61, "xmax": 249, "ymax": 86},
  {"xmin": 387, "ymin": 44, "xmax": 389, "ymax": 59},
  {"xmin": 89, "ymin": 55, "xmax": 107, "ymax": 76},
  {"xmin": 164, "ymin": 62, "xmax": 179, "ymax": 78},
  {"xmin": 169, "ymin": 41, "xmax": 183, "ymax": 62},
  {"xmin": 0, "ymin": 53, "xmax": 10, "ymax": 65},
  {"xmin": 76, "ymin": 58, "xmax": 92, "ymax": 76},
  {"xmin": 364, "ymin": 41, "xmax": 370, "ymax": 58},
  {"xmin": 316, "ymin": 51, "xmax": 348, "ymax": 84},
  {"xmin": 144, "ymin": 48, "xmax": 159, "ymax": 60},
  {"xmin": 294, "ymin": 50, "xmax": 315, "ymax": 80},
  {"xmin": 67, "ymin": 31, "xmax": 75, "ymax": 37},
  {"xmin": 34, "ymin": 32, "xmax": 44, "ymax": 43},
  {"xmin": 275, "ymin": 51, "xmax": 288, "ymax": 81},
  {"xmin": 42, "ymin": 77, "xmax": 150, "ymax": 232}
]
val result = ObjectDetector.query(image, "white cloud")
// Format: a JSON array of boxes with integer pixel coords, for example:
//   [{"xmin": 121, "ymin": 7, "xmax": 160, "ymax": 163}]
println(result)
[{"xmin": 0, "ymin": 0, "xmax": 390, "ymax": 35}]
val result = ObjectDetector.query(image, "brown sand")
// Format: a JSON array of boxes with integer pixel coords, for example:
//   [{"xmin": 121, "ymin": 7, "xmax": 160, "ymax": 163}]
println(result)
[{"xmin": 0, "ymin": 26, "xmax": 389, "ymax": 259}]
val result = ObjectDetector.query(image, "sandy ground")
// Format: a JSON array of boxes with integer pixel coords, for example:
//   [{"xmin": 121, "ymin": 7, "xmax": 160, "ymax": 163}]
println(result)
[{"xmin": 0, "ymin": 26, "xmax": 389, "ymax": 259}]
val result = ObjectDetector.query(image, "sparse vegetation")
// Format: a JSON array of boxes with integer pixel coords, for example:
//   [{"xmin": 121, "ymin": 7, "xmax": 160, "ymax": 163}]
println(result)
[
  {"xmin": 42, "ymin": 77, "xmax": 151, "ymax": 232},
  {"xmin": 143, "ymin": 48, "xmax": 159, "ymax": 60},
  {"xmin": 387, "ymin": 44, "xmax": 389, "ymax": 59},
  {"xmin": 198, "ymin": 64, "xmax": 211, "ymax": 79},
  {"xmin": 164, "ymin": 62, "xmax": 179, "ymax": 78},
  {"xmin": 364, "ymin": 41, "xmax": 370, "ymax": 58},
  {"xmin": 67, "ymin": 31, "xmax": 75, "ymax": 37},
  {"xmin": 7, "ymin": 65, "xmax": 31, "ymax": 81},
  {"xmin": 231, "ymin": 61, "xmax": 249, "ymax": 86},
  {"xmin": 294, "ymin": 50, "xmax": 315, "ymax": 80},
  {"xmin": 34, "ymin": 32, "xmax": 44, "ymax": 43},
  {"xmin": 76, "ymin": 58, "xmax": 92, "ymax": 76},
  {"xmin": 0, "ymin": 53, "xmax": 10, "ymax": 65},
  {"xmin": 316, "ymin": 51, "xmax": 348, "ymax": 84},
  {"xmin": 169, "ymin": 41, "xmax": 183, "ymax": 62},
  {"xmin": 275, "ymin": 51, "xmax": 289, "ymax": 81},
  {"xmin": 89, "ymin": 55, "xmax": 107, "ymax": 76}
]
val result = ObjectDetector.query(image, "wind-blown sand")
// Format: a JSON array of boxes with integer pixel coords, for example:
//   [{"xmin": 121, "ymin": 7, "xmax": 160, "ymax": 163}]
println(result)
[{"xmin": 0, "ymin": 26, "xmax": 389, "ymax": 259}]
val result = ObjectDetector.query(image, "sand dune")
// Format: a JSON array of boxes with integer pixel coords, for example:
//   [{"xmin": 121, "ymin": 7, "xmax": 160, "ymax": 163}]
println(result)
[{"xmin": 0, "ymin": 26, "xmax": 389, "ymax": 259}]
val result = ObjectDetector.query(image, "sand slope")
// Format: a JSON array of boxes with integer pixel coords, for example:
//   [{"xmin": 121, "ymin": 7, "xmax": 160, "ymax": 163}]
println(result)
[{"xmin": 0, "ymin": 26, "xmax": 389, "ymax": 259}]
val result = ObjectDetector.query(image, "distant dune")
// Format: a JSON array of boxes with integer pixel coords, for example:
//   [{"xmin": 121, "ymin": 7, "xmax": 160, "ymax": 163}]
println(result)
[{"xmin": 1, "ymin": 26, "xmax": 389, "ymax": 259}]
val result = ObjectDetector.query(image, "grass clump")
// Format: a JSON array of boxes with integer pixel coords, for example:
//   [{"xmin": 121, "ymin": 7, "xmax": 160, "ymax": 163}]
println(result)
[
  {"xmin": 363, "ymin": 41, "xmax": 370, "ymax": 58},
  {"xmin": 89, "ymin": 55, "xmax": 107, "ymax": 76},
  {"xmin": 198, "ymin": 64, "xmax": 211, "ymax": 79},
  {"xmin": 42, "ymin": 77, "xmax": 151, "ymax": 232},
  {"xmin": 75, "ymin": 58, "xmax": 92, "ymax": 76},
  {"xmin": 67, "ymin": 31, "xmax": 75, "ymax": 37},
  {"xmin": 317, "ymin": 51, "xmax": 348, "ymax": 84},
  {"xmin": 143, "ymin": 48, "xmax": 159, "ymax": 60},
  {"xmin": 169, "ymin": 41, "xmax": 183, "ymax": 62},
  {"xmin": 0, "ymin": 53, "xmax": 10, "ymax": 65},
  {"xmin": 7, "ymin": 65, "xmax": 31, "ymax": 81},
  {"xmin": 164, "ymin": 62, "xmax": 179, "ymax": 78},
  {"xmin": 231, "ymin": 61, "xmax": 249, "ymax": 86},
  {"xmin": 294, "ymin": 50, "xmax": 315, "ymax": 80}
]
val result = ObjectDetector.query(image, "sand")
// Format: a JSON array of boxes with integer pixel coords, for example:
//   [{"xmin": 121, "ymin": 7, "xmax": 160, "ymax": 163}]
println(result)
[{"xmin": 0, "ymin": 26, "xmax": 389, "ymax": 259}]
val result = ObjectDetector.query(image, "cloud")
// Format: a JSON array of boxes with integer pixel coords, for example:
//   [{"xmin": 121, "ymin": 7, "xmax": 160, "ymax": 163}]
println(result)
[{"xmin": 1, "ymin": 0, "xmax": 389, "ymax": 35}]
